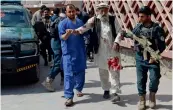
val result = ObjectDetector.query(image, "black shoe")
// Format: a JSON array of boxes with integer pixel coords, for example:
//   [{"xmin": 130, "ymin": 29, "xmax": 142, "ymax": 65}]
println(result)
[
  {"xmin": 89, "ymin": 58, "xmax": 93, "ymax": 62},
  {"xmin": 44, "ymin": 61, "xmax": 48, "ymax": 66},
  {"xmin": 48, "ymin": 56, "xmax": 52, "ymax": 62},
  {"xmin": 111, "ymin": 93, "xmax": 120, "ymax": 103},
  {"xmin": 103, "ymin": 91, "xmax": 110, "ymax": 99}
]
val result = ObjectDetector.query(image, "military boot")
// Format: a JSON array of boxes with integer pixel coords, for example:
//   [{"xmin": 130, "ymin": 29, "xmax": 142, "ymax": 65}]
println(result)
[
  {"xmin": 42, "ymin": 77, "xmax": 55, "ymax": 92},
  {"xmin": 138, "ymin": 95, "xmax": 146, "ymax": 110},
  {"xmin": 149, "ymin": 92, "xmax": 156, "ymax": 109}
]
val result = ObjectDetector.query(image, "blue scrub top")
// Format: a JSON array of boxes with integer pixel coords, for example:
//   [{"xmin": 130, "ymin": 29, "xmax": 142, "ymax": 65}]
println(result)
[{"xmin": 58, "ymin": 18, "xmax": 86, "ymax": 73}]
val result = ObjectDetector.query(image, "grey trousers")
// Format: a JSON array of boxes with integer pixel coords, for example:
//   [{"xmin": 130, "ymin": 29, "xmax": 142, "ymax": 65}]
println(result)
[{"xmin": 99, "ymin": 68, "xmax": 121, "ymax": 94}]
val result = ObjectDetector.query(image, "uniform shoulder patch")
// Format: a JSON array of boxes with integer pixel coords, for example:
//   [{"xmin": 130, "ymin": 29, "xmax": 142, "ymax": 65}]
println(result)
[{"xmin": 160, "ymin": 36, "xmax": 165, "ymax": 41}]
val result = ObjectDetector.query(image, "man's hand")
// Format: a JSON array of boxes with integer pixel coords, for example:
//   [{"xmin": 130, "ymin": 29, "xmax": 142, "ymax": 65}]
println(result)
[
  {"xmin": 120, "ymin": 30, "xmax": 126, "ymax": 36},
  {"xmin": 121, "ymin": 31, "xmax": 125, "ymax": 40},
  {"xmin": 149, "ymin": 57, "xmax": 157, "ymax": 64},
  {"xmin": 66, "ymin": 29, "xmax": 73, "ymax": 36},
  {"xmin": 61, "ymin": 29, "xmax": 73, "ymax": 40},
  {"xmin": 73, "ymin": 30, "xmax": 80, "ymax": 35},
  {"xmin": 120, "ymin": 30, "xmax": 126, "ymax": 40},
  {"xmin": 112, "ymin": 42, "xmax": 120, "ymax": 52}
]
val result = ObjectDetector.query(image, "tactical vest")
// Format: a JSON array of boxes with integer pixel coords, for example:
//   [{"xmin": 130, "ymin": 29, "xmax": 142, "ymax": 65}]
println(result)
[
  {"xmin": 92, "ymin": 15, "xmax": 117, "ymax": 54},
  {"xmin": 132, "ymin": 22, "xmax": 166, "ymax": 60}
]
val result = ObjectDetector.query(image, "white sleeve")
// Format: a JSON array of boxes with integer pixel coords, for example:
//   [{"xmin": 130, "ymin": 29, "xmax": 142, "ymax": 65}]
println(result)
[
  {"xmin": 114, "ymin": 17, "xmax": 123, "ymax": 44},
  {"xmin": 76, "ymin": 17, "xmax": 95, "ymax": 34},
  {"xmin": 114, "ymin": 32, "xmax": 122, "ymax": 44}
]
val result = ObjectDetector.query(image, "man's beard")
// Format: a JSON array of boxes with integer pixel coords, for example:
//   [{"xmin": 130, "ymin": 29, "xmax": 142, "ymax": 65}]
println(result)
[
  {"xmin": 98, "ymin": 14, "xmax": 108, "ymax": 22},
  {"xmin": 44, "ymin": 15, "xmax": 50, "ymax": 19},
  {"xmin": 68, "ymin": 16, "xmax": 76, "ymax": 21}
]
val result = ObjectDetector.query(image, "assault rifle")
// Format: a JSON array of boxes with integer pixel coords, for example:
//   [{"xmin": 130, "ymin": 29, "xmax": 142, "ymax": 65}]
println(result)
[{"xmin": 121, "ymin": 30, "xmax": 162, "ymax": 63}]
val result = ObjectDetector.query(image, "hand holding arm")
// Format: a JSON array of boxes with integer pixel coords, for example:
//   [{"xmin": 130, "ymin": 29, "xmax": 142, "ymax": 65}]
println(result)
[
  {"xmin": 112, "ymin": 30, "xmax": 126, "ymax": 52},
  {"xmin": 61, "ymin": 29, "xmax": 73, "ymax": 40},
  {"xmin": 75, "ymin": 17, "xmax": 95, "ymax": 34}
]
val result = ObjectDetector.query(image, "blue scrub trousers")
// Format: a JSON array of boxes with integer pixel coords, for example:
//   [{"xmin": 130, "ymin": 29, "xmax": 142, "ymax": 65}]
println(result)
[{"xmin": 64, "ymin": 71, "xmax": 85, "ymax": 99}]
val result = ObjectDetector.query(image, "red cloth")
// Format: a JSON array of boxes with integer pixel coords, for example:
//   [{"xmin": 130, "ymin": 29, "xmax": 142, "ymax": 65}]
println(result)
[{"xmin": 107, "ymin": 57, "xmax": 122, "ymax": 71}]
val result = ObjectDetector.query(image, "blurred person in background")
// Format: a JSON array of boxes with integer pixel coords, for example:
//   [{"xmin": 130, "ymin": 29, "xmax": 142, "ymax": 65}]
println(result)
[
  {"xmin": 41, "ymin": 7, "xmax": 53, "ymax": 64},
  {"xmin": 33, "ymin": 7, "xmax": 52, "ymax": 66},
  {"xmin": 31, "ymin": 5, "xmax": 46, "ymax": 25},
  {"xmin": 75, "ymin": 7, "xmax": 90, "ymax": 60},
  {"xmin": 75, "ymin": 7, "xmax": 89, "ymax": 24},
  {"xmin": 42, "ymin": 8, "xmax": 64, "ymax": 92},
  {"xmin": 86, "ymin": 8, "xmax": 95, "ymax": 62}
]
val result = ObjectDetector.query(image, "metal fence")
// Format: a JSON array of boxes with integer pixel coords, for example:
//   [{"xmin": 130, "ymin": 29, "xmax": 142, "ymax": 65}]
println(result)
[{"xmin": 83, "ymin": 0, "xmax": 172, "ymax": 59}]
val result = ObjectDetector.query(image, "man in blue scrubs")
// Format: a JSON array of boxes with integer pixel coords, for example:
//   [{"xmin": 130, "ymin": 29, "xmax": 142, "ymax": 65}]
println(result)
[{"xmin": 58, "ymin": 4, "xmax": 86, "ymax": 106}]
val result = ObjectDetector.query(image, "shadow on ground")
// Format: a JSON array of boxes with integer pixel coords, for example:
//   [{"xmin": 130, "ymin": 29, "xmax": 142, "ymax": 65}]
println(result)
[
  {"xmin": 84, "ymin": 80, "xmax": 135, "ymax": 88},
  {"xmin": 1, "ymin": 78, "xmax": 134, "ymax": 96},
  {"xmin": 75, "ymin": 93, "xmax": 172, "ymax": 110}
]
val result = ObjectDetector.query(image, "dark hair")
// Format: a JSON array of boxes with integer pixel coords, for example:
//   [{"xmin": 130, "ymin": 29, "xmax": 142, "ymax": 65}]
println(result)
[
  {"xmin": 75, "ymin": 7, "xmax": 80, "ymax": 11},
  {"xmin": 138, "ymin": 6, "xmax": 152, "ymax": 15},
  {"xmin": 43, "ymin": 7, "xmax": 50, "ymax": 12},
  {"xmin": 61, "ymin": 7, "xmax": 66, "ymax": 13},
  {"xmin": 66, "ymin": 4, "xmax": 76, "ymax": 11},
  {"xmin": 88, "ymin": 8, "xmax": 94, "ymax": 14},
  {"xmin": 53, "ymin": 8, "xmax": 60, "ymax": 15},
  {"xmin": 40, "ymin": 5, "xmax": 46, "ymax": 10}
]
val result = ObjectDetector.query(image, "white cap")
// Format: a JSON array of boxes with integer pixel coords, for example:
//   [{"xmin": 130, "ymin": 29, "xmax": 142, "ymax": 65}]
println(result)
[{"xmin": 96, "ymin": 3, "xmax": 109, "ymax": 9}]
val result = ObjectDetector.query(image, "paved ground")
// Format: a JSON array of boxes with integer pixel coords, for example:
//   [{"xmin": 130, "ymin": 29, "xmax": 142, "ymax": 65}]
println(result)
[{"xmin": 1, "ymin": 59, "xmax": 172, "ymax": 110}]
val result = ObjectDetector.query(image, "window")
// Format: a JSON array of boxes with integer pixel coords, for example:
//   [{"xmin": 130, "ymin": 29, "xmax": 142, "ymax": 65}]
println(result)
[{"xmin": 1, "ymin": 8, "xmax": 29, "ymax": 27}]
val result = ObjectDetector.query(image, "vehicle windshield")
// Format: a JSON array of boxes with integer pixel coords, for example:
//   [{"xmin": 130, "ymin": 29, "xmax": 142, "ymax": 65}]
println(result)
[{"xmin": 0, "ymin": 8, "xmax": 29, "ymax": 27}]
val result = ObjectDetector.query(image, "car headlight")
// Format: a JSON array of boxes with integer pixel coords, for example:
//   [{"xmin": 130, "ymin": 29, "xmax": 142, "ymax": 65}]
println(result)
[{"xmin": 21, "ymin": 43, "xmax": 37, "ymax": 51}]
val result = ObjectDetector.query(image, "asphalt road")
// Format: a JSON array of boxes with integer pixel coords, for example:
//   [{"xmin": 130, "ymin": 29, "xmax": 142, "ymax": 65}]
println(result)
[{"xmin": 1, "ymin": 58, "xmax": 172, "ymax": 110}]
